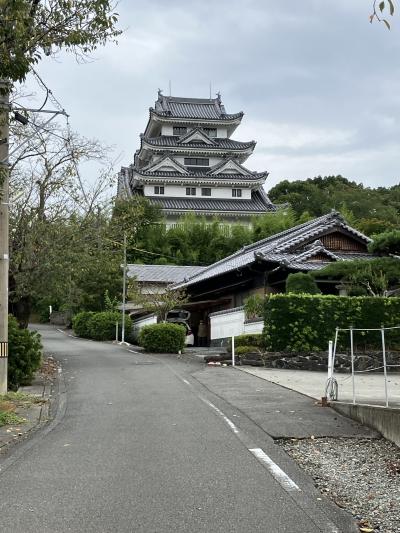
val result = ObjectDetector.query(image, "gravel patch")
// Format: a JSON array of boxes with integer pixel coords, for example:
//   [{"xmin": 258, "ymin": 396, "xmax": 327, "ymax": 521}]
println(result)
[{"xmin": 280, "ymin": 437, "xmax": 400, "ymax": 533}]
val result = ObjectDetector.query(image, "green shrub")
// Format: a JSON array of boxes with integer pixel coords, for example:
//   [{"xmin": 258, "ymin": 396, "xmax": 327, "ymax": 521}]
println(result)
[
  {"xmin": 286, "ymin": 273, "xmax": 321, "ymax": 294},
  {"xmin": 263, "ymin": 294, "xmax": 400, "ymax": 352},
  {"xmin": 72, "ymin": 311, "xmax": 95, "ymax": 338},
  {"xmin": 228, "ymin": 333, "xmax": 264, "ymax": 352},
  {"xmin": 8, "ymin": 315, "xmax": 42, "ymax": 391},
  {"xmin": 244, "ymin": 294, "xmax": 264, "ymax": 319},
  {"xmin": 139, "ymin": 323, "xmax": 185, "ymax": 353},
  {"xmin": 235, "ymin": 345, "xmax": 262, "ymax": 355},
  {"xmin": 88, "ymin": 312, "xmax": 132, "ymax": 341}
]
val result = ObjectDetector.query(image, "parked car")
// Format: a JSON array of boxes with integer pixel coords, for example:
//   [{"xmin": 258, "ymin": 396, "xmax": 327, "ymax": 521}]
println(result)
[{"xmin": 166, "ymin": 310, "xmax": 194, "ymax": 346}]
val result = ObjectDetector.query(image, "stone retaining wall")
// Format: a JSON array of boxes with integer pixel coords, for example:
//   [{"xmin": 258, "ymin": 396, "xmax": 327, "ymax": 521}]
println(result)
[{"xmin": 240, "ymin": 350, "xmax": 400, "ymax": 372}]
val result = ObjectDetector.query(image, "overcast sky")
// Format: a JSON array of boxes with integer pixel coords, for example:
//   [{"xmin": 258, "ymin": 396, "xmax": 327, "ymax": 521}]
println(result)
[{"xmin": 24, "ymin": 0, "xmax": 400, "ymax": 191}]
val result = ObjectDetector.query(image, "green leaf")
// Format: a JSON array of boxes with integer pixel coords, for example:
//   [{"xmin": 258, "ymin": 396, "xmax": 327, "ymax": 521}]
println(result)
[
  {"xmin": 388, "ymin": 0, "xmax": 395, "ymax": 15},
  {"xmin": 383, "ymin": 19, "xmax": 391, "ymax": 29},
  {"xmin": 379, "ymin": 1, "xmax": 385, "ymax": 11}
]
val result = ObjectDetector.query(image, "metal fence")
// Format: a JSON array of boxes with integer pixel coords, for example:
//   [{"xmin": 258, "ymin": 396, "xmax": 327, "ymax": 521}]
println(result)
[{"xmin": 325, "ymin": 326, "xmax": 400, "ymax": 407}]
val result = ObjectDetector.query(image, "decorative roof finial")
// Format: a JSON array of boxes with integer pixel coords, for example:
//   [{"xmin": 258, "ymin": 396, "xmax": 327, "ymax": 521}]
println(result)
[
  {"xmin": 216, "ymin": 91, "xmax": 221, "ymax": 103},
  {"xmin": 157, "ymin": 88, "xmax": 163, "ymax": 99}
]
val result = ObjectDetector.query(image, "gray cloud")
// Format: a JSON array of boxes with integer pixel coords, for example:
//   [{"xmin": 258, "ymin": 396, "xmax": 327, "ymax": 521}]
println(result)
[{"xmin": 24, "ymin": 0, "xmax": 400, "ymax": 190}]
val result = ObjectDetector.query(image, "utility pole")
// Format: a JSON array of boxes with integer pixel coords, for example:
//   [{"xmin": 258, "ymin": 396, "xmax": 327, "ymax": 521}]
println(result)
[{"xmin": 0, "ymin": 81, "xmax": 9, "ymax": 393}]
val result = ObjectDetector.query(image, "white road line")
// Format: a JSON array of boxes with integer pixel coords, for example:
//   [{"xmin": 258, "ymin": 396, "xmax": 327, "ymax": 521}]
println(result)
[
  {"xmin": 203, "ymin": 400, "xmax": 239, "ymax": 434},
  {"xmin": 249, "ymin": 448, "xmax": 301, "ymax": 492},
  {"xmin": 128, "ymin": 349, "xmax": 141, "ymax": 354},
  {"xmin": 182, "ymin": 379, "xmax": 190, "ymax": 385}
]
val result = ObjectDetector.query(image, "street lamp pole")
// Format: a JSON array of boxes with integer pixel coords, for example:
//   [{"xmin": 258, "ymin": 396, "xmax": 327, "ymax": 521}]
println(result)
[{"xmin": 120, "ymin": 232, "xmax": 128, "ymax": 345}]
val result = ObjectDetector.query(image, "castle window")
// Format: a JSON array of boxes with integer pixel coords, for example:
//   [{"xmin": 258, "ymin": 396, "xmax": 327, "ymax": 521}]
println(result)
[
  {"xmin": 184, "ymin": 157, "xmax": 209, "ymax": 167},
  {"xmin": 232, "ymin": 188, "xmax": 242, "ymax": 197},
  {"xmin": 201, "ymin": 188, "xmax": 211, "ymax": 196},
  {"xmin": 173, "ymin": 127, "xmax": 187, "ymax": 136},
  {"xmin": 204, "ymin": 128, "xmax": 217, "ymax": 138},
  {"xmin": 186, "ymin": 187, "xmax": 196, "ymax": 196},
  {"xmin": 154, "ymin": 186, "xmax": 164, "ymax": 195}
]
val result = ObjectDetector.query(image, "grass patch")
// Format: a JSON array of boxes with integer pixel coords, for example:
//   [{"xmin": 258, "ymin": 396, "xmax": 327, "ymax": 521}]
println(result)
[
  {"xmin": 0, "ymin": 411, "xmax": 27, "ymax": 427},
  {"xmin": 0, "ymin": 392, "xmax": 46, "ymax": 407}
]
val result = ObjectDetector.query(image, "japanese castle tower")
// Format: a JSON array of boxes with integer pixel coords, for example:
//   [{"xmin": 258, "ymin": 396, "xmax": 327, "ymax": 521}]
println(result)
[{"xmin": 118, "ymin": 90, "xmax": 277, "ymax": 226}]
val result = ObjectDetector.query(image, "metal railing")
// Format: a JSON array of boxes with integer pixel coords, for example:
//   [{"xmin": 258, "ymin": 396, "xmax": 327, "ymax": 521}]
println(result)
[{"xmin": 325, "ymin": 326, "xmax": 400, "ymax": 407}]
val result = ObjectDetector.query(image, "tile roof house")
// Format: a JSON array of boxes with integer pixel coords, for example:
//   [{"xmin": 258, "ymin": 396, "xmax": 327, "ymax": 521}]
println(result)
[
  {"xmin": 117, "ymin": 91, "xmax": 277, "ymax": 226},
  {"xmin": 127, "ymin": 264, "xmax": 206, "ymax": 294},
  {"xmin": 172, "ymin": 211, "xmax": 376, "ymax": 312},
  {"xmin": 123, "ymin": 264, "xmax": 207, "ymax": 317}
]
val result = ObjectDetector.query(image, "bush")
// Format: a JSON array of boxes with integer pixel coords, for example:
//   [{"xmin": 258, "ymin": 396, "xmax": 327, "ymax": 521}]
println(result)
[
  {"xmin": 228, "ymin": 333, "xmax": 264, "ymax": 353},
  {"xmin": 263, "ymin": 294, "xmax": 400, "ymax": 352},
  {"xmin": 72, "ymin": 311, "xmax": 95, "ymax": 338},
  {"xmin": 244, "ymin": 294, "xmax": 264, "ymax": 319},
  {"xmin": 235, "ymin": 345, "xmax": 262, "ymax": 356},
  {"xmin": 286, "ymin": 273, "xmax": 321, "ymax": 294},
  {"xmin": 8, "ymin": 315, "xmax": 42, "ymax": 390},
  {"xmin": 88, "ymin": 312, "xmax": 132, "ymax": 341},
  {"xmin": 139, "ymin": 323, "xmax": 185, "ymax": 353}
]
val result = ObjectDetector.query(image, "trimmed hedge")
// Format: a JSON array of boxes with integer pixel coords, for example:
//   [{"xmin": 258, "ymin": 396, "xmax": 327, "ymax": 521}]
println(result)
[
  {"xmin": 235, "ymin": 345, "xmax": 262, "ymax": 356},
  {"xmin": 72, "ymin": 311, "xmax": 132, "ymax": 341},
  {"xmin": 264, "ymin": 294, "xmax": 400, "ymax": 352},
  {"xmin": 139, "ymin": 323, "xmax": 186, "ymax": 353},
  {"xmin": 229, "ymin": 333, "xmax": 264, "ymax": 352},
  {"xmin": 88, "ymin": 312, "xmax": 132, "ymax": 341},
  {"xmin": 8, "ymin": 315, "xmax": 42, "ymax": 390},
  {"xmin": 72, "ymin": 311, "xmax": 95, "ymax": 338},
  {"xmin": 286, "ymin": 272, "xmax": 321, "ymax": 294}
]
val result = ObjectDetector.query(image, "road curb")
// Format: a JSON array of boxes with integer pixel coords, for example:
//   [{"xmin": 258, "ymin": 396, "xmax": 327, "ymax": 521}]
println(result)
[{"xmin": 0, "ymin": 364, "xmax": 67, "ymax": 476}]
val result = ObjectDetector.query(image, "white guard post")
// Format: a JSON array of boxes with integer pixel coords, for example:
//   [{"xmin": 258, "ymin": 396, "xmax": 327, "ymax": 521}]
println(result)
[
  {"xmin": 115, "ymin": 321, "xmax": 119, "ymax": 342},
  {"xmin": 325, "ymin": 339, "xmax": 338, "ymax": 401},
  {"xmin": 350, "ymin": 326, "xmax": 355, "ymax": 405},
  {"xmin": 327, "ymin": 340, "xmax": 333, "ymax": 381},
  {"xmin": 232, "ymin": 335, "xmax": 235, "ymax": 367},
  {"xmin": 381, "ymin": 326, "xmax": 389, "ymax": 408}
]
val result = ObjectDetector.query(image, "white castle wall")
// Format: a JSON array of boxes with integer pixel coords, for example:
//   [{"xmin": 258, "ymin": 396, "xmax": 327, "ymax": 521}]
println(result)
[{"xmin": 144, "ymin": 184, "xmax": 251, "ymax": 199}]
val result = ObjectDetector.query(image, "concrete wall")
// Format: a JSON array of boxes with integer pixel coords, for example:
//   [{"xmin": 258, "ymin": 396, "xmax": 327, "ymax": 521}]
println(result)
[
  {"xmin": 50, "ymin": 311, "xmax": 72, "ymax": 327},
  {"xmin": 132, "ymin": 314, "xmax": 157, "ymax": 339},
  {"xmin": 243, "ymin": 320, "xmax": 264, "ymax": 334},
  {"xmin": 331, "ymin": 402, "xmax": 400, "ymax": 447},
  {"xmin": 210, "ymin": 307, "xmax": 245, "ymax": 346}
]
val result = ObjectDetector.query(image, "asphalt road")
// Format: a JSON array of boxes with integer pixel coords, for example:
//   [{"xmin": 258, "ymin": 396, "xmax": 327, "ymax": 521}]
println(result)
[{"xmin": 0, "ymin": 326, "xmax": 358, "ymax": 533}]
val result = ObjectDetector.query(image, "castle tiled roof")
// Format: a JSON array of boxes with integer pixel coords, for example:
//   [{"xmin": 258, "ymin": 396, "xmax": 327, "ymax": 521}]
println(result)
[
  {"xmin": 173, "ymin": 212, "xmax": 373, "ymax": 289},
  {"xmin": 142, "ymin": 136, "xmax": 255, "ymax": 151},
  {"xmin": 132, "ymin": 169, "xmax": 268, "ymax": 182},
  {"xmin": 153, "ymin": 94, "xmax": 243, "ymax": 121},
  {"xmin": 147, "ymin": 189, "xmax": 276, "ymax": 214}
]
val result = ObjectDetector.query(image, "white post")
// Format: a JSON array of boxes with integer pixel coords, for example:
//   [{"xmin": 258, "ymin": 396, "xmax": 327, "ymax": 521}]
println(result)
[
  {"xmin": 350, "ymin": 326, "xmax": 355, "ymax": 405},
  {"xmin": 115, "ymin": 321, "xmax": 118, "ymax": 343},
  {"xmin": 49, "ymin": 305, "xmax": 52, "ymax": 315},
  {"xmin": 328, "ymin": 340, "xmax": 333, "ymax": 381},
  {"xmin": 381, "ymin": 326, "xmax": 389, "ymax": 408},
  {"xmin": 232, "ymin": 335, "xmax": 235, "ymax": 367},
  {"xmin": 332, "ymin": 327, "xmax": 339, "ymax": 369}
]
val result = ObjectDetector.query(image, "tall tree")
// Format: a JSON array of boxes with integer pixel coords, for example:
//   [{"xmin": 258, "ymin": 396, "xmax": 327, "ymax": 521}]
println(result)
[{"xmin": 0, "ymin": 0, "xmax": 121, "ymax": 82}]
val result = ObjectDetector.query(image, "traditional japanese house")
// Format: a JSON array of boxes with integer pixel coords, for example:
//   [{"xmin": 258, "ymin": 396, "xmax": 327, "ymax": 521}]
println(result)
[{"xmin": 173, "ymin": 211, "xmax": 376, "ymax": 315}]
